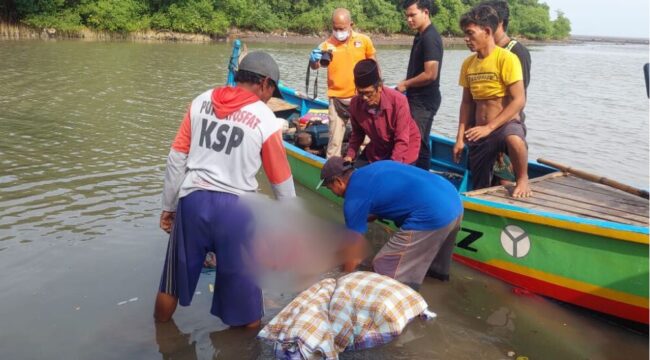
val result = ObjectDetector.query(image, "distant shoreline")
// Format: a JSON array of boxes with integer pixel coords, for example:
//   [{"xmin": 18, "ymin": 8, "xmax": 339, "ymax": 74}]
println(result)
[{"xmin": 1, "ymin": 22, "xmax": 647, "ymax": 46}]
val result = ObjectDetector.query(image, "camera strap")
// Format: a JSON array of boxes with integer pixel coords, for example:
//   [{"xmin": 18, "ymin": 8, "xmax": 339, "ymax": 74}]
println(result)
[{"xmin": 305, "ymin": 62, "xmax": 319, "ymax": 99}]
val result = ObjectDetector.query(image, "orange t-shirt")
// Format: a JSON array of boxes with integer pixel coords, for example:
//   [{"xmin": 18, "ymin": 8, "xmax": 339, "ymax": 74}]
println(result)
[{"xmin": 319, "ymin": 32, "xmax": 376, "ymax": 98}]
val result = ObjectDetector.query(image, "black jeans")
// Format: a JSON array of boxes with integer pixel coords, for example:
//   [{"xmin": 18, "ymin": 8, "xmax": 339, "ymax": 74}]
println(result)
[{"xmin": 408, "ymin": 100, "xmax": 437, "ymax": 170}]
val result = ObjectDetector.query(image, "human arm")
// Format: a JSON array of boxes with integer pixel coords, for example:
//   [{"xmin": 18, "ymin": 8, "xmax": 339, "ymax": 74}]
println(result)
[
  {"xmin": 341, "ymin": 197, "xmax": 372, "ymax": 272},
  {"xmin": 344, "ymin": 104, "xmax": 365, "ymax": 161},
  {"xmin": 309, "ymin": 47, "xmax": 322, "ymax": 70},
  {"xmin": 453, "ymin": 88, "xmax": 473, "ymax": 163},
  {"xmin": 262, "ymin": 130, "xmax": 296, "ymax": 200},
  {"xmin": 160, "ymin": 211, "xmax": 175, "ymax": 234},
  {"xmin": 389, "ymin": 94, "xmax": 417, "ymax": 163},
  {"xmin": 160, "ymin": 109, "xmax": 191, "ymax": 232},
  {"xmin": 338, "ymin": 232, "xmax": 368, "ymax": 272},
  {"xmin": 397, "ymin": 60, "xmax": 439, "ymax": 92}
]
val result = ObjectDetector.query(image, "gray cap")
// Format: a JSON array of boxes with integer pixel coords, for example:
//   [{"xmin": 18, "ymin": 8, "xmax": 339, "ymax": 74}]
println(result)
[
  {"xmin": 238, "ymin": 51, "xmax": 282, "ymax": 98},
  {"xmin": 316, "ymin": 156, "xmax": 354, "ymax": 190}
]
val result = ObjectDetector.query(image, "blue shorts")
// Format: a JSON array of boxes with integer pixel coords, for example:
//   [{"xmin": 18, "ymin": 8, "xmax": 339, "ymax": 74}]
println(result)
[{"xmin": 159, "ymin": 190, "xmax": 263, "ymax": 326}]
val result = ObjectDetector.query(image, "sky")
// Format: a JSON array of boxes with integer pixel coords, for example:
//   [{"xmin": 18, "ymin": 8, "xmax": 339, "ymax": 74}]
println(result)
[{"xmin": 541, "ymin": 0, "xmax": 649, "ymax": 39}]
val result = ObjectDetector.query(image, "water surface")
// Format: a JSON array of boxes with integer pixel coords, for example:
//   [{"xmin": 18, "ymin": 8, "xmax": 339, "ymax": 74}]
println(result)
[{"xmin": 0, "ymin": 40, "xmax": 647, "ymax": 359}]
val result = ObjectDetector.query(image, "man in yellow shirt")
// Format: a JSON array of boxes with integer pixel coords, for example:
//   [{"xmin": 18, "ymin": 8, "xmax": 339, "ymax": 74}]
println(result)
[
  {"xmin": 453, "ymin": 5, "xmax": 531, "ymax": 197},
  {"xmin": 309, "ymin": 8, "xmax": 376, "ymax": 158}
]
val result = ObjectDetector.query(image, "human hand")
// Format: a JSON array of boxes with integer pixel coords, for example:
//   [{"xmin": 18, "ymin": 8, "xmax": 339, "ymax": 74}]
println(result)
[
  {"xmin": 343, "ymin": 156, "xmax": 353, "ymax": 163},
  {"xmin": 309, "ymin": 48, "xmax": 322, "ymax": 63},
  {"xmin": 395, "ymin": 80, "xmax": 407, "ymax": 93},
  {"xmin": 160, "ymin": 211, "xmax": 176, "ymax": 234},
  {"xmin": 338, "ymin": 234, "xmax": 368, "ymax": 272},
  {"xmin": 452, "ymin": 141, "xmax": 465, "ymax": 164},
  {"xmin": 464, "ymin": 125, "xmax": 493, "ymax": 142}
]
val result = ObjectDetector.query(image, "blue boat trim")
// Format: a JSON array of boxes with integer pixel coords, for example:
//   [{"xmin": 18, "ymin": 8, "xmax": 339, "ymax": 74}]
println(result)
[{"xmin": 462, "ymin": 196, "xmax": 648, "ymax": 235}]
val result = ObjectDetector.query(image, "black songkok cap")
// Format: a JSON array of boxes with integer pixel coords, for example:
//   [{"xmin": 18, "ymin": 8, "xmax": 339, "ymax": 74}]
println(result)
[{"xmin": 353, "ymin": 59, "xmax": 380, "ymax": 88}]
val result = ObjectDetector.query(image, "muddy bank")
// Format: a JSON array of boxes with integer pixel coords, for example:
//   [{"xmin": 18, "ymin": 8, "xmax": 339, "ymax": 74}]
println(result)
[{"xmin": 1, "ymin": 21, "xmax": 562, "ymax": 46}]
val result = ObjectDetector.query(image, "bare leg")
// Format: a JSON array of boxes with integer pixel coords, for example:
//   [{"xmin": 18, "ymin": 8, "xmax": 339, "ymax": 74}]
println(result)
[
  {"xmin": 506, "ymin": 135, "xmax": 532, "ymax": 198},
  {"xmin": 154, "ymin": 292, "xmax": 178, "ymax": 323}
]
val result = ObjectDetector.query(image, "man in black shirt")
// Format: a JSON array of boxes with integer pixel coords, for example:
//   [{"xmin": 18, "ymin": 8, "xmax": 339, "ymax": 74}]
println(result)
[{"xmin": 397, "ymin": 0, "xmax": 443, "ymax": 170}]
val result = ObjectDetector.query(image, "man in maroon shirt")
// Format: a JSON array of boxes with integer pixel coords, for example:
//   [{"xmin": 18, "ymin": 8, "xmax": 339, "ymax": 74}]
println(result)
[{"xmin": 343, "ymin": 59, "xmax": 421, "ymax": 167}]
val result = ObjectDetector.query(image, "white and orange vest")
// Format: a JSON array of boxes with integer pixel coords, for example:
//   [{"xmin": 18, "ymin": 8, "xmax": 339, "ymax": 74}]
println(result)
[{"xmin": 162, "ymin": 87, "xmax": 295, "ymax": 211}]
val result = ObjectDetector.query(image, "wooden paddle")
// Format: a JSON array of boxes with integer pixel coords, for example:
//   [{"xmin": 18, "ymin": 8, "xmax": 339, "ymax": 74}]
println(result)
[{"xmin": 537, "ymin": 158, "xmax": 649, "ymax": 199}]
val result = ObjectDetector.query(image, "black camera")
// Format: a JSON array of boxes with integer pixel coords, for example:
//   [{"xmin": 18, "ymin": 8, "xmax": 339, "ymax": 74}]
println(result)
[{"xmin": 320, "ymin": 50, "xmax": 333, "ymax": 67}]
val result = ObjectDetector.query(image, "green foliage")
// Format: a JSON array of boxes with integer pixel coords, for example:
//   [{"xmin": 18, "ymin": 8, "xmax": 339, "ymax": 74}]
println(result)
[
  {"xmin": 358, "ymin": 0, "xmax": 401, "ymax": 34},
  {"xmin": 81, "ymin": 0, "xmax": 147, "ymax": 32},
  {"xmin": 23, "ymin": 8, "xmax": 83, "ymax": 31},
  {"xmin": 150, "ymin": 0, "xmax": 228, "ymax": 35},
  {"xmin": 510, "ymin": 3, "xmax": 552, "ymax": 39},
  {"xmin": 8, "ymin": 0, "xmax": 571, "ymax": 39},
  {"xmin": 216, "ymin": 0, "xmax": 282, "ymax": 32},
  {"xmin": 289, "ymin": 9, "xmax": 327, "ymax": 34},
  {"xmin": 432, "ymin": 0, "xmax": 468, "ymax": 36},
  {"xmin": 552, "ymin": 10, "xmax": 571, "ymax": 39},
  {"xmin": 15, "ymin": 0, "xmax": 66, "ymax": 17}
]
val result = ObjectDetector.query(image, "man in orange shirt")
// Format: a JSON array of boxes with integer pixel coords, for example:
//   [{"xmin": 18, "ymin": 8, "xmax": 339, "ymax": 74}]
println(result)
[{"xmin": 309, "ymin": 8, "xmax": 376, "ymax": 158}]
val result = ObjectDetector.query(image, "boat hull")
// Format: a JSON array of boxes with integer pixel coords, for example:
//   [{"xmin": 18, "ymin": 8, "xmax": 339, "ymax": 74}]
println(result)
[{"xmin": 285, "ymin": 144, "xmax": 649, "ymax": 324}]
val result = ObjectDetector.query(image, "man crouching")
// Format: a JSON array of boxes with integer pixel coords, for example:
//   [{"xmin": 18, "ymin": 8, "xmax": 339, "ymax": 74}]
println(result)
[{"xmin": 453, "ymin": 5, "xmax": 531, "ymax": 197}]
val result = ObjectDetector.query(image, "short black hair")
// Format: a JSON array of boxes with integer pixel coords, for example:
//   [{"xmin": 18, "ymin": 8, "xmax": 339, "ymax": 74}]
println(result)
[
  {"xmin": 234, "ymin": 69, "xmax": 277, "ymax": 88},
  {"xmin": 482, "ymin": 0, "xmax": 510, "ymax": 31},
  {"xmin": 401, "ymin": 0, "xmax": 438, "ymax": 15},
  {"xmin": 459, "ymin": 4, "xmax": 499, "ymax": 34}
]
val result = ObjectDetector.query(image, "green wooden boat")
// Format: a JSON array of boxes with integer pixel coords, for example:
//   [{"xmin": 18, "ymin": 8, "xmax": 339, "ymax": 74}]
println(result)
[{"xmin": 228, "ymin": 41, "xmax": 649, "ymax": 324}]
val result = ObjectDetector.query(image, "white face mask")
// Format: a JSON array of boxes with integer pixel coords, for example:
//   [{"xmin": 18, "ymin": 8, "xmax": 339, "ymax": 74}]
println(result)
[{"xmin": 333, "ymin": 30, "xmax": 350, "ymax": 42}]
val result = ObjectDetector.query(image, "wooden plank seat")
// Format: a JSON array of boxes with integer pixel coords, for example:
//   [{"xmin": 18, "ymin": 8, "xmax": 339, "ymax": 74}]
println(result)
[{"xmin": 464, "ymin": 172, "xmax": 649, "ymax": 226}]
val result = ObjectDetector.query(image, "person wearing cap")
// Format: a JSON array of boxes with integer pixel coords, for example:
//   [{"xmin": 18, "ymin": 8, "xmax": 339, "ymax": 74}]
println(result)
[
  {"xmin": 309, "ymin": 8, "xmax": 376, "ymax": 159},
  {"xmin": 397, "ymin": 0, "xmax": 444, "ymax": 171},
  {"xmin": 317, "ymin": 157, "xmax": 463, "ymax": 290},
  {"xmin": 154, "ymin": 51, "xmax": 296, "ymax": 328},
  {"xmin": 343, "ymin": 59, "xmax": 421, "ymax": 167}
]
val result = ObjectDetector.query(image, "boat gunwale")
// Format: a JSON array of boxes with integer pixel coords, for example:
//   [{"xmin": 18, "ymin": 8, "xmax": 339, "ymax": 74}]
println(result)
[{"xmin": 284, "ymin": 142, "xmax": 649, "ymax": 244}]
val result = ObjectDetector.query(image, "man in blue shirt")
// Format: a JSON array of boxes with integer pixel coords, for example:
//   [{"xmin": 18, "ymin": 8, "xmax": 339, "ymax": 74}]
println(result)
[{"xmin": 318, "ymin": 157, "xmax": 463, "ymax": 289}]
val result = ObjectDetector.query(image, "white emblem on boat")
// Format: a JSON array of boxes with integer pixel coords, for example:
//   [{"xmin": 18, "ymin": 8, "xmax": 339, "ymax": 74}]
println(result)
[{"xmin": 500, "ymin": 225, "xmax": 530, "ymax": 258}]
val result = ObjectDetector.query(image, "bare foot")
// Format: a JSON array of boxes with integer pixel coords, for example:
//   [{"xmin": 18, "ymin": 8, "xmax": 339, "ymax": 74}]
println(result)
[{"xmin": 512, "ymin": 178, "xmax": 532, "ymax": 198}]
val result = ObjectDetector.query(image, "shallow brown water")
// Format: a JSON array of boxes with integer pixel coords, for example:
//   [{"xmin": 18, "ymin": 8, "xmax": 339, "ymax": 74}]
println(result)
[{"xmin": 0, "ymin": 40, "xmax": 647, "ymax": 359}]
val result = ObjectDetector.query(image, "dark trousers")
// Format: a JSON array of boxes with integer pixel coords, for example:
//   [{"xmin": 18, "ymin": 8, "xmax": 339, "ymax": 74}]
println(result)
[{"xmin": 409, "ymin": 101, "xmax": 436, "ymax": 170}]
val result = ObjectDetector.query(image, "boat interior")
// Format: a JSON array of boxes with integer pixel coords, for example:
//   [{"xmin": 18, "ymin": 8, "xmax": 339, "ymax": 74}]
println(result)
[{"xmin": 465, "ymin": 172, "xmax": 649, "ymax": 227}]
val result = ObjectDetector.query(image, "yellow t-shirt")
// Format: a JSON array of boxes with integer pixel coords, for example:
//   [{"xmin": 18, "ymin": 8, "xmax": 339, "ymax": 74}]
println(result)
[
  {"xmin": 319, "ymin": 32, "xmax": 376, "ymax": 98},
  {"xmin": 459, "ymin": 46, "xmax": 522, "ymax": 100}
]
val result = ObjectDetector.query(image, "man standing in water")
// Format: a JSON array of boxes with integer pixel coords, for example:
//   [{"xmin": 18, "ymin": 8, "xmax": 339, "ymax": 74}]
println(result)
[
  {"xmin": 154, "ymin": 52, "xmax": 296, "ymax": 328},
  {"xmin": 309, "ymin": 8, "xmax": 376, "ymax": 158},
  {"xmin": 317, "ymin": 157, "xmax": 463, "ymax": 290},
  {"xmin": 454, "ymin": 5, "xmax": 530, "ymax": 197},
  {"xmin": 397, "ymin": 0, "xmax": 444, "ymax": 170}
]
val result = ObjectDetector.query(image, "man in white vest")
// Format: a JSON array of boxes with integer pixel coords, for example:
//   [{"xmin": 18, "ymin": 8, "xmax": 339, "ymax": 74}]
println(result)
[{"xmin": 154, "ymin": 52, "xmax": 296, "ymax": 328}]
